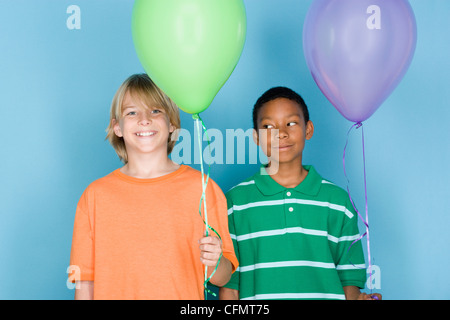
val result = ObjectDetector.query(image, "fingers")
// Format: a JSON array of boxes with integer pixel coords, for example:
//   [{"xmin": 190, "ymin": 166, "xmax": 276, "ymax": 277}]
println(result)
[
  {"xmin": 199, "ymin": 234, "xmax": 221, "ymax": 245},
  {"xmin": 199, "ymin": 236, "xmax": 222, "ymax": 267},
  {"xmin": 359, "ymin": 293, "xmax": 382, "ymax": 300}
]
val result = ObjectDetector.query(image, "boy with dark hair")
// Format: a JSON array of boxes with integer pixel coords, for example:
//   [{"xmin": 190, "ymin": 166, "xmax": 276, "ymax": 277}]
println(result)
[{"xmin": 220, "ymin": 87, "xmax": 380, "ymax": 300}]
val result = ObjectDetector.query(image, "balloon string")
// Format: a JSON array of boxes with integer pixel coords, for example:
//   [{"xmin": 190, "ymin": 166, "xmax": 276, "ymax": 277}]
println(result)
[
  {"xmin": 192, "ymin": 113, "xmax": 222, "ymax": 300},
  {"xmin": 343, "ymin": 122, "xmax": 373, "ymax": 294}
]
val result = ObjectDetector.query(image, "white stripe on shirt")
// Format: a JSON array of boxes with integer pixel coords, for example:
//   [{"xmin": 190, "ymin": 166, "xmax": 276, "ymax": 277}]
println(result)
[
  {"xmin": 241, "ymin": 293, "xmax": 345, "ymax": 300},
  {"xmin": 239, "ymin": 260, "xmax": 336, "ymax": 273},
  {"xmin": 237, "ymin": 261, "xmax": 366, "ymax": 273},
  {"xmin": 336, "ymin": 264, "xmax": 366, "ymax": 270},
  {"xmin": 230, "ymin": 227, "xmax": 360, "ymax": 244},
  {"xmin": 235, "ymin": 227, "xmax": 328, "ymax": 242},
  {"xmin": 228, "ymin": 180, "xmax": 255, "ymax": 192},
  {"xmin": 231, "ymin": 199, "xmax": 354, "ymax": 218}
]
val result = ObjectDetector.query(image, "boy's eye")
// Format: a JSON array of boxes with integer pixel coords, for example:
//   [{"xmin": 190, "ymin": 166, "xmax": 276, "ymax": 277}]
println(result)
[
  {"xmin": 262, "ymin": 124, "xmax": 274, "ymax": 129},
  {"xmin": 126, "ymin": 111, "xmax": 137, "ymax": 116},
  {"xmin": 287, "ymin": 122, "xmax": 297, "ymax": 126},
  {"xmin": 151, "ymin": 109, "xmax": 162, "ymax": 114}
]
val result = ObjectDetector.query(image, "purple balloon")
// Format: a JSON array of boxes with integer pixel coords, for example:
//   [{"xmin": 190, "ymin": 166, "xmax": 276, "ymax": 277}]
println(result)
[{"xmin": 303, "ymin": 0, "xmax": 417, "ymax": 123}]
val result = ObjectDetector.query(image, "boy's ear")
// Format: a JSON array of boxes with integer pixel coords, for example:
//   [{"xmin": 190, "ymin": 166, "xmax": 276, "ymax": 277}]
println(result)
[
  {"xmin": 112, "ymin": 119, "xmax": 123, "ymax": 138},
  {"xmin": 169, "ymin": 123, "xmax": 175, "ymax": 134},
  {"xmin": 253, "ymin": 129, "xmax": 260, "ymax": 146},
  {"xmin": 168, "ymin": 123, "xmax": 177, "ymax": 142},
  {"xmin": 305, "ymin": 120, "xmax": 314, "ymax": 140}
]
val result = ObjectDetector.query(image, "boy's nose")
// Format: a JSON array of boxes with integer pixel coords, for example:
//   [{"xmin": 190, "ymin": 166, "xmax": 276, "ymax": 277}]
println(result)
[
  {"xmin": 277, "ymin": 128, "xmax": 288, "ymax": 139},
  {"xmin": 138, "ymin": 113, "xmax": 152, "ymax": 125}
]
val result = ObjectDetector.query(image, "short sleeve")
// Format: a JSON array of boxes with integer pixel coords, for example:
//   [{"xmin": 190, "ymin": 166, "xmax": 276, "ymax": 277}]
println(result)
[
  {"xmin": 206, "ymin": 181, "xmax": 239, "ymax": 275},
  {"xmin": 222, "ymin": 193, "xmax": 240, "ymax": 291},
  {"xmin": 69, "ymin": 189, "xmax": 95, "ymax": 282},
  {"xmin": 335, "ymin": 201, "xmax": 366, "ymax": 289}
]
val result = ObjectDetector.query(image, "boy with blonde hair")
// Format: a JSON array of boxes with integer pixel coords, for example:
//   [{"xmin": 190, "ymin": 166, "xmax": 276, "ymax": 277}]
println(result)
[{"xmin": 69, "ymin": 74, "xmax": 238, "ymax": 299}]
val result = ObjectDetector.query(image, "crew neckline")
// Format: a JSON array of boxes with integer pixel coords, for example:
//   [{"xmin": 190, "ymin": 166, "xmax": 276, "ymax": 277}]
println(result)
[{"xmin": 112, "ymin": 164, "xmax": 188, "ymax": 184}]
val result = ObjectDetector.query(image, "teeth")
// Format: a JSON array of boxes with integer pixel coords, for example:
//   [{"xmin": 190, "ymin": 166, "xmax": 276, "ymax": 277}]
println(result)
[{"xmin": 136, "ymin": 132, "xmax": 156, "ymax": 136}]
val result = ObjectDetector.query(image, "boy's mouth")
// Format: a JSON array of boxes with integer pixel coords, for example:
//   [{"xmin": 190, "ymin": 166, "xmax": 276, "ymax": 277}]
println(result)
[
  {"xmin": 136, "ymin": 131, "xmax": 156, "ymax": 137},
  {"xmin": 276, "ymin": 144, "xmax": 292, "ymax": 150}
]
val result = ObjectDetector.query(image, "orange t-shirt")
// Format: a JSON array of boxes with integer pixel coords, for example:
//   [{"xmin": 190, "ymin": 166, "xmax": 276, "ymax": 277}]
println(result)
[{"xmin": 69, "ymin": 165, "xmax": 238, "ymax": 299}]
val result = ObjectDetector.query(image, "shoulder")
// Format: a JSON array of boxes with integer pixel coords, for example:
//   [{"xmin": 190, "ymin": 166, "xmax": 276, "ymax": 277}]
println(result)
[
  {"xmin": 227, "ymin": 171, "xmax": 258, "ymax": 190},
  {"xmin": 77, "ymin": 170, "xmax": 122, "ymax": 203},
  {"xmin": 307, "ymin": 166, "xmax": 348, "ymax": 201},
  {"xmin": 84, "ymin": 170, "xmax": 118, "ymax": 191},
  {"xmin": 75, "ymin": 170, "xmax": 118, "ymax": 209},
  {"xmin": 228, "ymin": 175, "xmax": 257, "ymax": 191},
  {"xmin": 179, "ymin": 165, "xmax": 225, "ymax": 195},
  {"xmin": 178, "ymin": 165, "xmax": 203, "ymax": 179},
  {"xmin": 225, "ymin": 171, "xmax": 259, "ymax": 201},
  {"xmin": 307, "ymin": 166, "xmax": 356, "ymax": 219},
  {"xmin": 317, "ymin": 177, "xmax": 356, "ymax": 220},
  {"xmin": 319, "ymin": 178, "xmax": 350, "ymax": 201}
]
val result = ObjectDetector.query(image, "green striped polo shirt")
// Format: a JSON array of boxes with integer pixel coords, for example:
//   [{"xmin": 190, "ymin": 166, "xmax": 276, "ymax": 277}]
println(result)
[{"xmin": 224, "ymin": 165, "xmax": 366, "ymax": 300}]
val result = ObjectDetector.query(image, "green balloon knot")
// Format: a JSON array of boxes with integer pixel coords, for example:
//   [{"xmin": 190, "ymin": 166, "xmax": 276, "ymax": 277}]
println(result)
[{"xmin": 192, "ymin": 114, "xmax": 199, "ymax": 120}]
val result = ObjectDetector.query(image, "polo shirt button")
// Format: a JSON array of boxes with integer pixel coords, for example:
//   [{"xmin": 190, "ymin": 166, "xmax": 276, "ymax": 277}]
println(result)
[
  {"xmin": 286, "ymin": 191, "xmax": 291, "ymax": 197},
  {"xmin": 288, "ymin": 207, "xmax": 294, "ymax": 212}
]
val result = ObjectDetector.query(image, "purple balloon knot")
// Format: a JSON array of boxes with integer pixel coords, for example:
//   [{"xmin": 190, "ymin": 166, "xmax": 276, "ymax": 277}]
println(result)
[{"xmin": 356, "ymin": 122, "xmax": 363, "ymax": 129}]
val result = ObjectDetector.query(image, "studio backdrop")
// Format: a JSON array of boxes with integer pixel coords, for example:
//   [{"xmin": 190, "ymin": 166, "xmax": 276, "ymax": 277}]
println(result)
[{"xmin": 0, "ymin": 0, "xmax": 449, "ymax": 299}]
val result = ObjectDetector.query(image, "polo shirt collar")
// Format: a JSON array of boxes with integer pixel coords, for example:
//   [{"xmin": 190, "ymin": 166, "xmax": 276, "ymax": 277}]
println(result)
[{"xmin": 254, "ymin": 165, "xmax": 322, "ymax": 196}]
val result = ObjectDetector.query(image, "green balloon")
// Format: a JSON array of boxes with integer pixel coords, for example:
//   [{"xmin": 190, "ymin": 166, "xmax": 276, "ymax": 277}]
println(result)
[{"xmin": 132, "ymin": 0, "xmax": 247, "ymax": 114}]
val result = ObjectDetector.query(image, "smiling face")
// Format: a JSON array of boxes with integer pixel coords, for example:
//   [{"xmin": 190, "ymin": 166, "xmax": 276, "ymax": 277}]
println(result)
[
  {"xmin": 254, "ymin": 97, "xmax": 314, "ymax": 165},
  {"xmin": 113, "ymin": 90, "xmax": 175, "ymax": 159},
  {"xmin": 106, "ymin": 74, "xmax": 181, "ymax": 163}
]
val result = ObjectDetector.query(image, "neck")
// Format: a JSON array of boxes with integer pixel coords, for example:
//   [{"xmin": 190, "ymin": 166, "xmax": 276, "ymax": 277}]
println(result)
[
  {"xmin": 266, "ymin": 158, "xmax": 308, "ymax": 188},
  {"xmin": 121, "ymin": 151, "xmax": 180, "ymax": 179}
]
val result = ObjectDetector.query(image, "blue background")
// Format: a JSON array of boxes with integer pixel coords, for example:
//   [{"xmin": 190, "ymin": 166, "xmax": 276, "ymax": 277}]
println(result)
[{"xmin": 0, "ymin": 0, "xmax": 449, "ymax": 299}]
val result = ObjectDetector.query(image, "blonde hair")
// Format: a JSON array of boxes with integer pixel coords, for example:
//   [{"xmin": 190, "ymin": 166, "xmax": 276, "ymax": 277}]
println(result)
[{"xmin": 106, "ymin": 74, "xmax": 180, "ymax": 163}]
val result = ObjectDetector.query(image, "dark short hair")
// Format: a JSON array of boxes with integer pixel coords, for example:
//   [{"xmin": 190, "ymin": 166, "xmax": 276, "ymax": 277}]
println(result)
[{"xmin": 252, "ymin": 87, "xmax": 310, "ymax": 130}]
